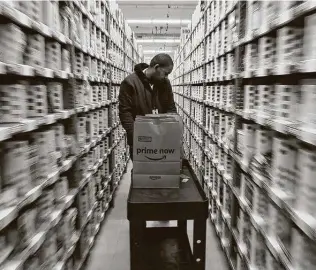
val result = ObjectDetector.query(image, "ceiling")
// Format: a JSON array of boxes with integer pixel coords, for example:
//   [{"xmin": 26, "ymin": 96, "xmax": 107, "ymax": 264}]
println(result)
[{"xmin": 116, "ymin": 0, "xmax": 197, "ymax": 61}]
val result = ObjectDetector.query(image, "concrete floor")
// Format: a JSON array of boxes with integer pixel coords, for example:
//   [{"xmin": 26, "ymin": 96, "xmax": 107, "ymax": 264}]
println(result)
[{"xmin": 85, "ymin": 161, "xmax": 229, "ymax": 270}]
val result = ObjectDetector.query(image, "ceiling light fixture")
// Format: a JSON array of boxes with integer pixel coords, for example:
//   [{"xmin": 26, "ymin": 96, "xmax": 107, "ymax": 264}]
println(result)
[
  {"xmin": 126, "ymin": 19, "xmax": 191, "ymax": 24},
  {"xmin": 136, "ymin": 39, "xmax": 180, "ymax": 43}
]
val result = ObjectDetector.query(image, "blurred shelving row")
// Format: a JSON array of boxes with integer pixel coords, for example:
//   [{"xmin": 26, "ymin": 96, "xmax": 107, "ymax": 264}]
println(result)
[
  {"xmin": 172, "ymin": 1, "xmax": 316, "ymax": 270},
  {"xmin": 0, "ymin": 1, "xmax": 141, "ymax": 269}
]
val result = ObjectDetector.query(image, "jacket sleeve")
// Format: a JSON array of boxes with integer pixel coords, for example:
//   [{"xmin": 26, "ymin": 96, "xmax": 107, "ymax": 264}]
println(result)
[
  {"xmin": 165, "ymin": 78, "xmax": 177, "ymax": 113},
  {"xmin": 119, "ymin": 80, "xmax": 134, "ymax": 146}
]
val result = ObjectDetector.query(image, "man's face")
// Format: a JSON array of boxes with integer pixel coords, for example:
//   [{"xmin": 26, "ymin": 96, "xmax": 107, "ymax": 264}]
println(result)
[{"xmin": 152, "ymin": 64, "xmax": 173, "ymax": 82}]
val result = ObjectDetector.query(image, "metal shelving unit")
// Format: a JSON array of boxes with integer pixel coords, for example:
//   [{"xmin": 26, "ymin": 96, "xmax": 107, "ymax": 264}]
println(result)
[
  {"xmin": 0, "ymin": 1, "xmax": 142, "ymax": 269},
  {"xmin": 172, "ymin": 1, "xmax": 316, "ymax": 270}
]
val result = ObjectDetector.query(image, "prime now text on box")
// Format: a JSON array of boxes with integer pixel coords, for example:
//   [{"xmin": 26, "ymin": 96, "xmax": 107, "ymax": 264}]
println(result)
[{"xmin": 136, "ymin": 147, "xmax": 175, "ymax": 155}]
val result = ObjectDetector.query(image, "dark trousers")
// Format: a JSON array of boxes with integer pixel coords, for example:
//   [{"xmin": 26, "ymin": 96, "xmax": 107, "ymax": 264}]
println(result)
[{"xmin": 129, "ymin": 146, "xmax": 133, "ymax": 161}]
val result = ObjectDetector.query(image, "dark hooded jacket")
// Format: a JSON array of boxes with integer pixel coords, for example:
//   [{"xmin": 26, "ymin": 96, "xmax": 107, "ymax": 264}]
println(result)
[{"xmin": 118, "ymin": 63, "xmax": 177, "ymax": 146}]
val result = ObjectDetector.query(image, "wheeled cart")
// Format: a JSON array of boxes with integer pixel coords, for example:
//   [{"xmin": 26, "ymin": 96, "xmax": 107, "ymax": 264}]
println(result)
[{"xmin": 127, "ymin": 160, "xmax": 208, "ymax": 270}]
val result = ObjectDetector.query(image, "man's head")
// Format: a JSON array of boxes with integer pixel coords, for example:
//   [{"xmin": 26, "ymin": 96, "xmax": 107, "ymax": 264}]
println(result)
[{"xmin": 147, "ymin": 54, "xmax": 174, "ymax": 83}]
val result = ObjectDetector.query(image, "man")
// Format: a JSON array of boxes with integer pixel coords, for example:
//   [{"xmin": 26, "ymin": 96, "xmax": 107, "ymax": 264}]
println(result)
[{"xmin": 119, "ymin": 53, "xmax": 177, "ymax": 160}]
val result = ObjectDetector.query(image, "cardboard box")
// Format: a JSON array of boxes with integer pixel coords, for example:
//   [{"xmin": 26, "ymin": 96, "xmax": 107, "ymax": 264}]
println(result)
[
  {"xmin": 132, "ymin": 114, "xmax": 183, "ymax": 188},
  {"xmin": 133, "ymin": 161, "xmax": 181, "ymax": 175},
  {"xmin": 133, "ymin": 115, "xmax": 182, "ymax": 162},
  {"xmin": 132, "ymin": 174, "xmax": 180, "ymax": 189}
]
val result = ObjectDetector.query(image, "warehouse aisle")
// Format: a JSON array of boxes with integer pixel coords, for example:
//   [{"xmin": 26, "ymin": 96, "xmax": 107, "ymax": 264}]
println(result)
[{"xmin": 85, "ymin": 161, "xmax": 229, "ymax": 270}]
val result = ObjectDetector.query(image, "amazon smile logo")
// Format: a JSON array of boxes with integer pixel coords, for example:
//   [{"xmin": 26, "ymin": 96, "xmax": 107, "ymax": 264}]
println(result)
[{"xmin": 145, "ymin": 155, "xmax": 167, "ymax": 161}]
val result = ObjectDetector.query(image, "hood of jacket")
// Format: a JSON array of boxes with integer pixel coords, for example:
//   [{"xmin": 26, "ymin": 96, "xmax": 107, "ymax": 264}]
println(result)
[
  {"xmin": 134, "ymin": 63, "xmax": 152, "ymax": 88},
  {"xmin": 134, "ymin": 63, "xmax": 149, "ymax": 73}
]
